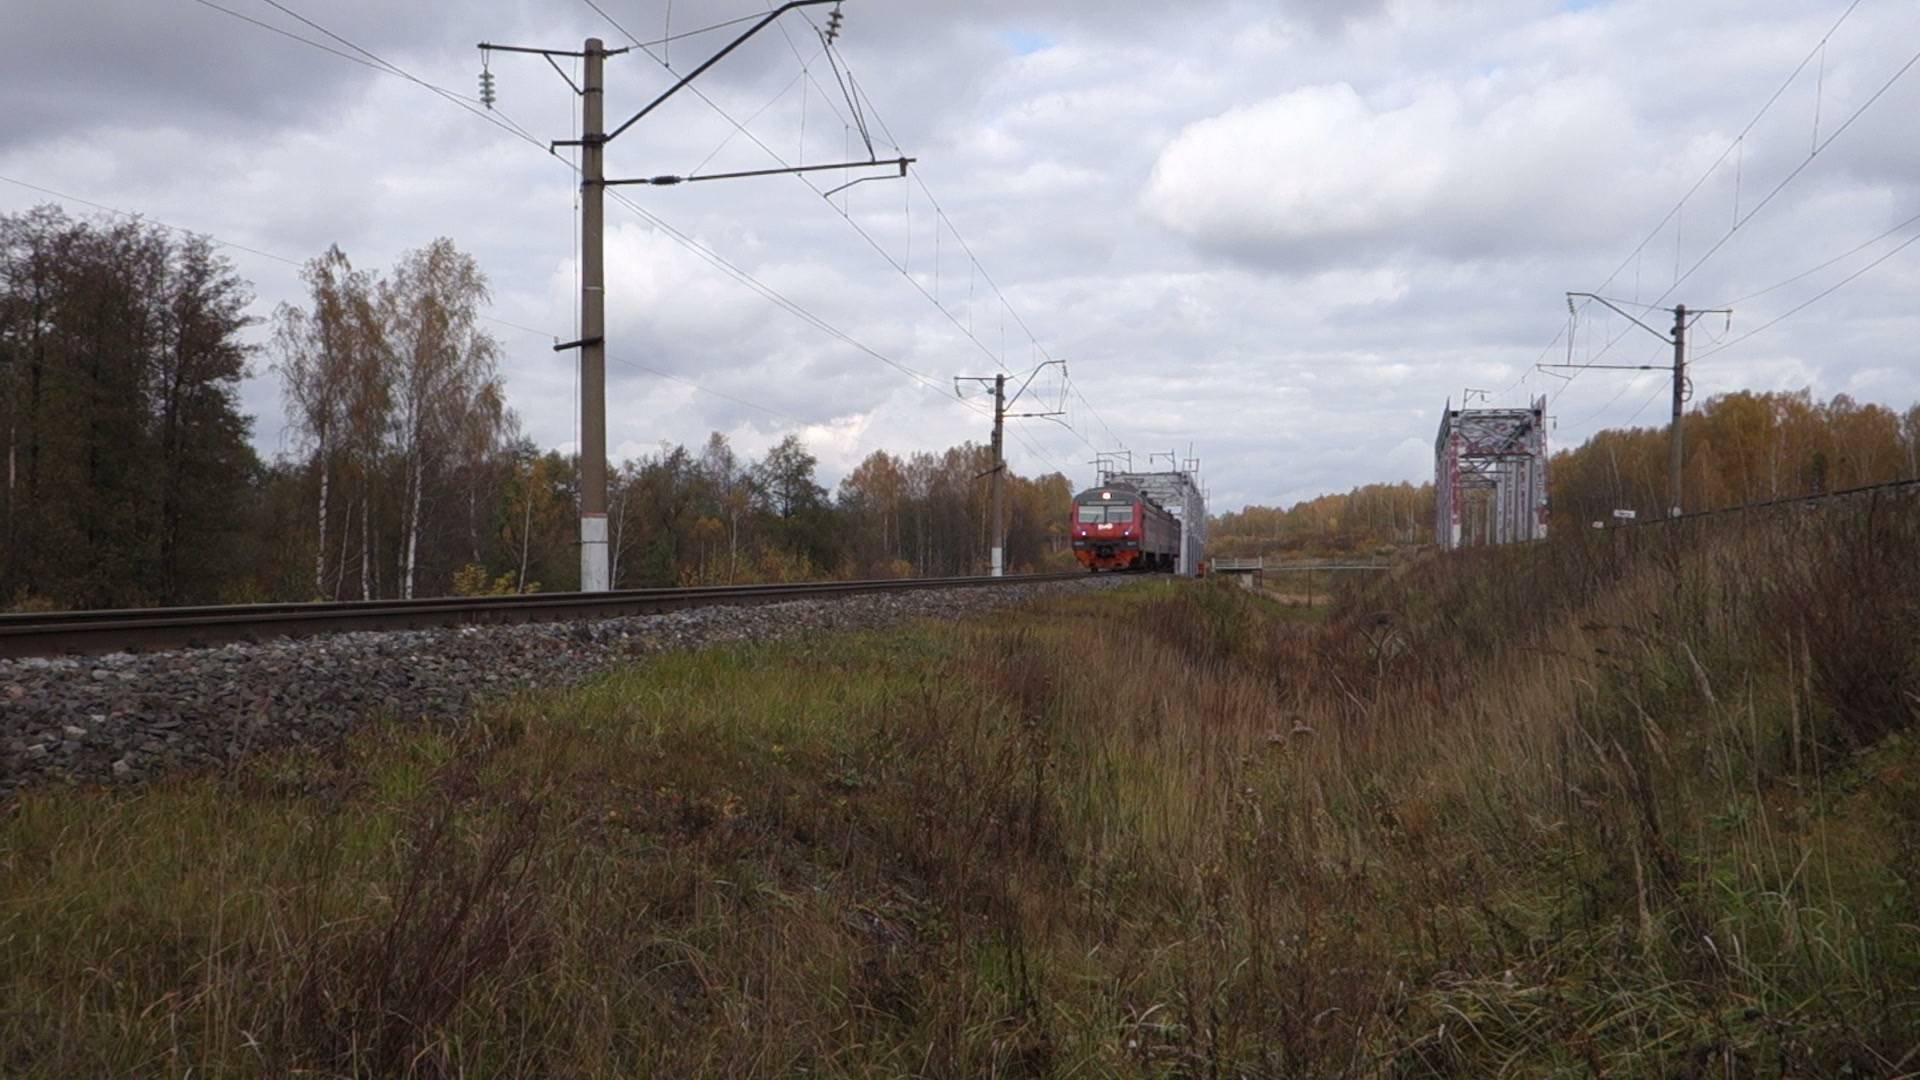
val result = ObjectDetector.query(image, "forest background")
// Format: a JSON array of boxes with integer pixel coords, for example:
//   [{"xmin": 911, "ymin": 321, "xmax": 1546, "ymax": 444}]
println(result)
[{"xmin": 3, "ymin": 207, "xmax": 1916, "ymax": 607}]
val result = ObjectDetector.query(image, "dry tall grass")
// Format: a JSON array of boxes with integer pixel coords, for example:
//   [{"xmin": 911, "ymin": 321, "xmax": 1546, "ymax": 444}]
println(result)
[{"xmin": 0, "ymin": 492, "xmax": 1915, "ymax": 1075}]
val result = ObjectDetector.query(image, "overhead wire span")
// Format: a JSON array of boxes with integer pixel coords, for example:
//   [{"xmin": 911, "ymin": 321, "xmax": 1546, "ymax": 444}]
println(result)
[
  {"xmin": 1566, "ymin": 378, "xmax": 1640, "ymax": 430},
  {"xmin": 0, "ymin": 175, "xmax": 821, "ymax": 433},
  {"xmin": 852, "ymin": 77, "xmax": 1090, "ymax": 393},
  {"xmin": 257, "ymin": 0, "xmax": 551, "ymax": 149},
  {"xmin": 1532, "ymin": 0, "xmax": 1877, "ymax": 404},
  {"xmin": 685, "ymin": 65, "xmax": 810, "ymax": 177},
  {"xmin": 190, "ymin": 0, "xmax": 553, "ymax": 153},
  {"xmin": 1499, "ymin": 317, "xmax": 1570, "ymax": 398},
  {"xmin": 575, "ymin": 1, "xmax": 765, "ymax": 52},
  {"xmin": 1561, "ymin": 334, "xmax": 1672, "ymax": 429},
  {"xmin": 1007, "ymin": 426, "xmax": 1074, "ymax": 477},
  {"xmin": 185, "ymin": 0, "xmax": 383, "ymax": 72},
  {"xmin": 859, "ymin": 78, "xmax": 1136, "ymax": 462},
  {"xmin": 1587, "ymin": 0, "xmax": 1870, "ymax": 306},
  {"xmin": 798, "ymin": 5, "xmax": 1136, "ymax": 467},
  {"xmin": 1717, "ymin": 208, "xmax": 1920, "ymax": 308},
  {"xmin": 1695, "ymin": 228, "xmax": 1920, "ymax": 360},
  {"xmin": 0, "ymin": 174, "xmax": 302, "ymax": 266},
  {"xmin": 183, "ymin": 0, "xmax": 1097, "ymax": 477},
  {"xmin": 1569, "ymin": 34, "xmax": 1918, "ymax": 388},
  {"xmin": 602, "ymin": 185, "xmax": 983, "ymax": 411},
  {"xmin": 1558, "ymin": 37, "xmax": 1920, "ymax": 397},
  {"xmin": 1620, "ymin": 380, "xmax": 1672, "ymax": 428},
  {"xmin": 1659, "ymin": 43, "xmax": 1920, "ymax": 305},
  {"xmin": 726, "ymin": 0, "xmax": 1135, "ymax": 462},
  {"xmin": 576, "ymin": 0, "xmax": 1014, "ymax": 376},
  {"xmin": 198, "ymin": 0, "xmax": 1000, "ymax": 429}
]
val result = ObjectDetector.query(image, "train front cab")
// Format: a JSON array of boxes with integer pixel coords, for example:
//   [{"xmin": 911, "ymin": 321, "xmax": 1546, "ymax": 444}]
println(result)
[{"xmin": 1071, "ymin": 492, "xmax": 1145, "ymax": 571}]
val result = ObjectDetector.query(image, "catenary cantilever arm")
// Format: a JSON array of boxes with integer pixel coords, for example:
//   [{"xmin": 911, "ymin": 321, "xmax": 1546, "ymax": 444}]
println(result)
[
  {"xmin": 1567, "ymin": 292, "xmax": 1674, "ymax": 344},
  {"xmin": 605, "ymin": 156, "xmax": 913, "ymax": 187},
  {"xmin": 603, "ymin": 0, "xmax": 841, "ymax": 145}
]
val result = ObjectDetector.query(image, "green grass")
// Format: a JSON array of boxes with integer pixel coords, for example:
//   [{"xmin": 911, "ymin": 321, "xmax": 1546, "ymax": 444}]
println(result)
[{"xmin": 1, "ymin": 498, "xmax": 1918, "ymax": 1075}]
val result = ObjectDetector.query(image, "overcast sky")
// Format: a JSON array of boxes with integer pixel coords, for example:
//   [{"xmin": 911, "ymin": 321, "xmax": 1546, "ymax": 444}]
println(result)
[{"xmin": 3, "ymin": 0, "xmax": 1916, "ymax": 510}]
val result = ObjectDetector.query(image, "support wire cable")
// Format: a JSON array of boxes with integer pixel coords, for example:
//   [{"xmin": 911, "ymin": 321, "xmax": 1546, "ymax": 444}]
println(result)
[
  {"xmin": 1531, "ymin": 0, "xmax": 1873, "ymax": 402},
  {"xmin": 256, "ymin": 0, "xmax": 551, "ymax": 149},
  {"xmin": 1695, "ymin": 228, "xmax": 1920, "ymax": 360},
  {"xmin": 576, "ymin": 0, "xmax": 1013, "ymax": 376},
  {"xmin": 190, "ymin": 0, "xmax": 993, "ymax": 424},
  {"xmin": 601, "ymin": 184, "xmax": 984, "ymax": 411},
  {"xmin": 186, "ymin": 0, "xmax": 1062, "ymax": 485},
  {"xmin": 752, "ymin": 0, "xmax": 1133, "ymax": 463},
  {"xmin": 0, "ymin": 174, "xmax": 301, "ymax": 267},
  {"xmin": 829, "ymin": 38, "xmax": 1136, "ymax": 461},
  {"xmin": 185, "ymin": 0, "xmax": 383, "ymax": 72},
  {"xmin": 0, "ymin": 175, "xmax": 818, "ymax": 431},
  {"xmin": 188, "ymin": 0, "xmax": 553, "ymax": 154},
  {"xmin": 1586, "ymin": 0, "xmax": 1870, "ymax": 306},
  {"xmin": 1566, "ymin": 35, "xmax": 1919, "ymax": 389},
  {"xmin": 1716, "ymin": 207, "xmax": 1920, "ymax": 308},
  {"xmin": 487, "ymin": 317, "xmax": 812, "ymax": 425},
  {"xmin": 1659, "ymin": 43, "xmax": 1920, "ymax": 305},
  {"xmin": 647, "ymin": 0, "xmax": 1135, "ymax": 470}
]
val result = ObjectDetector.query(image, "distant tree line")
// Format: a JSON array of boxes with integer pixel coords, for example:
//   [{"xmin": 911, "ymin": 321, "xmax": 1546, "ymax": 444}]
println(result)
[
  {"xmin": 12, "ymin": 206, "xmax": 1913, "ymax": 606},
  {"xmin": 1211, "ymin": 482, "xmax": 1434, "ymax": 558},
  {"xmin": 1210, "ymin": 390, "xmax": 1920, "ymax": 558},
  {"xmin": 1549, "ymin": 389, "xmax": 1920, "ymax": 530},
  {"xmin": 0, "ymin": 207, "xmax": 1075, "ymax": 609}
]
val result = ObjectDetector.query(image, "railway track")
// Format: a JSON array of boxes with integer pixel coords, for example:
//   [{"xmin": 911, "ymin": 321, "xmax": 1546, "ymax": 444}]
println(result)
[{"xmin": 0, "ymin": 573, "xmax": 1085, "ymax": 659}]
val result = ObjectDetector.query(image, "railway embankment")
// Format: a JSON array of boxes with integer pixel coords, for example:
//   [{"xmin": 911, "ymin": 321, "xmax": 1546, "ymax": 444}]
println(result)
[
  {"xmin": 0, "ymin": 576, "xmax": 1125, "ymax": 798},
  {"xmin": 1, "ymin": 492, "xmax": 1915, "ymax": 1073}
]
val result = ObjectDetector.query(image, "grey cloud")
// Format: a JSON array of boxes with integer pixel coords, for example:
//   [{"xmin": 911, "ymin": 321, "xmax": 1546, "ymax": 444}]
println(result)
[
  {"xmin": 0, "ymin": 0, "xmax": 535, "ymax": 146},
  {"xmin": 4, "ymin": 0, "xmax": 1917, "ymax": 512}
]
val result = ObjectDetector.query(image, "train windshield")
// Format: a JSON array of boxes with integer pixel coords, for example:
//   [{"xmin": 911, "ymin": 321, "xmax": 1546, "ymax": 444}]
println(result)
[
  {"xmin": 1077, "ymin": 503, "xmax": 1135, "ymax": 523},
  {"xmin": 1108, "ymin": 505, "xmax": 1135, "ymax": 522},
  {"xmin": 1076, "ymin": 505, "xmax": 1106, "ymax": 523}
]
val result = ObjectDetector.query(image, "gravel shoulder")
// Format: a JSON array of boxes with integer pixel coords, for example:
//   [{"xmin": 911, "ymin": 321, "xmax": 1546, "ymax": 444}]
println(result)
[{"xmin": 0, "ymin": 577, "xmax": 1130, "ymax": 798}]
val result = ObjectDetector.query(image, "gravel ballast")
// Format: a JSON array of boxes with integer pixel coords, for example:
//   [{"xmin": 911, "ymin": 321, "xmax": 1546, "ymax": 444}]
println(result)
[{"xmin": 0, "ymin": 577, "xmax": 1130, "ymax": 798}]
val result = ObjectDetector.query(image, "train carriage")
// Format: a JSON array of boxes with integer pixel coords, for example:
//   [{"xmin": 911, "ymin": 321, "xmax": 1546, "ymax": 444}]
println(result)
[{"xmin": 1070, "ymin": 482, "xmax": 1180, "ymax": 572}]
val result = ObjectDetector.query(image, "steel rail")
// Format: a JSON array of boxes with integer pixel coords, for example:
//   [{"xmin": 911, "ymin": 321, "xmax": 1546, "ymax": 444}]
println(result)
[{"xmin": 0, "ymin": 573, "xmax": 1085, "ymax": 659}]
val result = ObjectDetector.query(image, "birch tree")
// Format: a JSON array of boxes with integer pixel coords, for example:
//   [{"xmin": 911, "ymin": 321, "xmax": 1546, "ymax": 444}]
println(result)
[
  {"xmin": 700, "ymin": 432, "xmax": 746, "ymax": 581},
  {"xmin": 273, "ymin": 246, "xmax": 375, "ymax": 597},
  {"xmin": 343, "ymin": 291, "xmax": 392, "ymax": 600},
  {"xmin": 382, "ymin": 239, "xmax": 503, "ymax": 599}
]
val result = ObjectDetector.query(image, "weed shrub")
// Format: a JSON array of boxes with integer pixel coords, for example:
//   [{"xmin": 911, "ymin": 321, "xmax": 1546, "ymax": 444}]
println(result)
[{"xmin": 0, "ymin": 493, "xmax": 1914, "ymax": 1075}]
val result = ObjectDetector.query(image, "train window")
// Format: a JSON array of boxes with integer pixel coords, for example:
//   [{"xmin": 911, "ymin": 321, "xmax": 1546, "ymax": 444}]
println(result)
[
  {"xmin": 1076, "ymin": 505, "xmax": 1105, "ymax": 523},
  {"xmin": 1108, "ymin": 505, "xmax": 1135, "ymax": 522}
]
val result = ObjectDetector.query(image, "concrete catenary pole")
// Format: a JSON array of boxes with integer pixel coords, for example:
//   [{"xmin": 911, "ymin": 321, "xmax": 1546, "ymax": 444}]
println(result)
[
  {"xmin": 485, "ymin": 12, "xmax": 908, "ymax": 591},
  {"xmin": 990, "ymin": 373, "xmax": 1006, "ymax": 577},
  {"xmin": 1545, "ymin": 294, "xmax": 1719, "ymax": 526},
  {"xmin": 579, "ymin": 38, "xmax": 610, "ymax": 591},
  {"xmin": 1669, "ymin": 303, "xmax": 1686, "ymax": 520}
]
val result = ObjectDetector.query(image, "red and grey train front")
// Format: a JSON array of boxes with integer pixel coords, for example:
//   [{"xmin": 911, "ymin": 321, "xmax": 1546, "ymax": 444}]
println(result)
[{"xmin": 1070, "ymin": 483, "xmax": 1180, "ymax": 572}]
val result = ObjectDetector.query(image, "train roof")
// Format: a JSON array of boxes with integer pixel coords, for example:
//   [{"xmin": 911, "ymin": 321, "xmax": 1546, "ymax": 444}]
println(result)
[{"xmin": 1073, "ymin": 481, "xmax": 1170, "ymax": 514}]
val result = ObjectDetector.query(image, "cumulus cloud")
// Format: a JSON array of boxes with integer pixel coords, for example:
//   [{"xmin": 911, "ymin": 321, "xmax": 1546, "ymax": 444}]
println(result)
[{"xmin": 1142, "ymin": 76, "xmax": 1651, "ymax": 265}]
